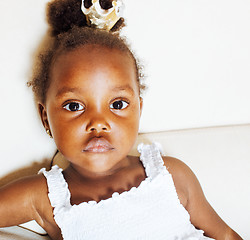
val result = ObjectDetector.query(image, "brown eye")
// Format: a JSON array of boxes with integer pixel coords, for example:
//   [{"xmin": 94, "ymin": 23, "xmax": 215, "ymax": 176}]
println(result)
[
  {"xmin": 110, "ymin": 100, "xmax": 128, "ymax": 110},
  {"xmin": 63, "ymin": 102, "xmax": 84, "ymax": 112}
]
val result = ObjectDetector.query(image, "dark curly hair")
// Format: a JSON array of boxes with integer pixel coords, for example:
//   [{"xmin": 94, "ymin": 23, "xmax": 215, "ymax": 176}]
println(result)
[{"xmin": 28, "ymin": 0, "xmax": 145, "ymax": 104}]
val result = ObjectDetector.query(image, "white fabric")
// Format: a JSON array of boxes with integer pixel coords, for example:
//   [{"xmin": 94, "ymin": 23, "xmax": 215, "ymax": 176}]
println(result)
[{"xmin": 40, "ymin": 143, "xmax": 213, "ymax": 240}]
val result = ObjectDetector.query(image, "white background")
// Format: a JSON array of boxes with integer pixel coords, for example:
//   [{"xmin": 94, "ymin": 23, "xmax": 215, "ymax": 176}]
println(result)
[{"xmin": 0, "ymin": 0, "xmax": 249, "ymax": 174}]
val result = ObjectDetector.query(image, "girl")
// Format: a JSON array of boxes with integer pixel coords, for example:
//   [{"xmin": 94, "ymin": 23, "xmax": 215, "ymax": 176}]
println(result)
[{"xmin": 0, "ymin": 0, "xmax": 242, "ymax": 239}]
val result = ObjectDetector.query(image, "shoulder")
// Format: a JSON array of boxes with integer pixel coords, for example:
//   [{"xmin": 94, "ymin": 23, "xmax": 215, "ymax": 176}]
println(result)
[
  {"xmin": 162, "ymin": 156, "xmax": 197, "ymax": 183},
  {"xmin": 161, "ymin": 157, "xmax": 243, "ymax": 239},
  {"xmin": 0, "ymin": 173, "xmax": 51, "ymax": 227},
  {"xmin": 161, "ymin": 156, "xmax": 201, "ymax": 208},
  {"xmin": 0, "ymin": 173, "xmax": 48, "ymax": 203},
  {"xmin": 28, "ymin": 173, "xmax": 55, "ymax": 226},
  {"xmin": 8, "ymin": 173, "xmax": 50, "ymax": 211},
  {"xmin": 8, "ymin": 173, "xmax": 62, "ymax": 238},
  {"xmin": 15, "ymin": 173, "xmax": 59, "ymax": 234}
]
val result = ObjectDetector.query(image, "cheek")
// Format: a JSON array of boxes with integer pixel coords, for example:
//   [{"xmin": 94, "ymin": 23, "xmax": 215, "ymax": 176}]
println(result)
[
  {"xmin": 118, "ymin": 120, "xmax": 139, "ymax": 155},
  {"xmin": 113, "ymin": 111, "xmax": 140, "ymax": 143},
  {"xmin": 49, "ymin": 114, "xmax": 84, "ymax": 150}
]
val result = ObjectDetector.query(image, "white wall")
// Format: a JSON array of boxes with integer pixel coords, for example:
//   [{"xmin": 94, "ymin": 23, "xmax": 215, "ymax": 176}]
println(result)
[
  {"xmin": 0, "ymin": 0, "xmax": 55, "ymax": 176},
  {"xmin": 0, "ymin": 0, "xmax": 250, "ymax": 173},
  {"xmin": 122, "ymin": 0, "xmax": 250, "ymax": 132}
]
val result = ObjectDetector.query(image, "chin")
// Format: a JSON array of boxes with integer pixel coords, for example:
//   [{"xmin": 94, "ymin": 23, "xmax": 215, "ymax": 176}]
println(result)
[{"xmin": 84, "ymin": 156, "xmax": 118, "ymax": 173}]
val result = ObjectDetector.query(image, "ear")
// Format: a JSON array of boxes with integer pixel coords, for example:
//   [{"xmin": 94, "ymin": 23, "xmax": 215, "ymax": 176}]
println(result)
[
  {"xmin": 38, "ymin": 103, "xmax": 50, "ymax": 131},
  {"xmin": 139, "ymin": 97, "xmax": 143, "ymax": 117}
]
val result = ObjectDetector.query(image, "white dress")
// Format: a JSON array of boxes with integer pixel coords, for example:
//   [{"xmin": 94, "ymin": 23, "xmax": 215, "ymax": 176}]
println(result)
[{"xmin": 39, "ymin": 143, "xmax": 214, "ymax": 240}]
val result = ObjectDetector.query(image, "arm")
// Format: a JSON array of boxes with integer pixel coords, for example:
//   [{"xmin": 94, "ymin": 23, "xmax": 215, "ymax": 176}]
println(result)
[
  {"xmin": 0, "ymin": 175, "xmax": 45, "ymax": 227},
  {"xmin": 163, "ymin": 157, "xmax": 242, "ymax": 240}
]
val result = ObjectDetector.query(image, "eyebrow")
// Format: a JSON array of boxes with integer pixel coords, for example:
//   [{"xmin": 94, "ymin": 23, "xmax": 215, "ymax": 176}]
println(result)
[
  {"xmin": 56, "ymin": 87, "xmax": 82, "ymax": 97},
  {"xmin": 56, "ymin": 84, "xmax": 136, "ymax": 97},
  {"xmin": 111, "ymin": 84, "xmax": 135, "ymax": 96}
]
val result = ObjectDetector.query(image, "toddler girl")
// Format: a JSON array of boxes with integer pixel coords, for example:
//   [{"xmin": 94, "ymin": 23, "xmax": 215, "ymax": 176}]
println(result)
[{"xmin": 0, "ymin": 0, "xmax": 242, "ymax": 239}]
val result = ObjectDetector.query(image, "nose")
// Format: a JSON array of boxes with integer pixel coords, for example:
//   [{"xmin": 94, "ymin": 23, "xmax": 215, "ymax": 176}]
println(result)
[{"xmin": 86, "ymin": 116, "xmax": 111, "ymax": 133}]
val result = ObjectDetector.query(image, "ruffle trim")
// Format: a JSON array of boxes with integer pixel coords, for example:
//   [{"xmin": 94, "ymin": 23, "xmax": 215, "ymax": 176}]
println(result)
[
  {"xmin": 39, "ymin": 166, "xmax": 71, "ymax": 215},
  {"xmin": 70, "ymin": 173, "xmax": 168, "ymax": 211},
  {"xmin": 137, "ymin": 142, "xmax": 169, "ymax": 179}
]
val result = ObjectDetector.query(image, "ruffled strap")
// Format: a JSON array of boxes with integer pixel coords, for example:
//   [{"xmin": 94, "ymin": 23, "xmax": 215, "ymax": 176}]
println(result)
[
  {"xmin": 39, "ymin": 165, "xmax": 71, "ymax": 215},
  {"xmin": 137, "ymin": 142, "xmax": 168, "ymax": 179}
]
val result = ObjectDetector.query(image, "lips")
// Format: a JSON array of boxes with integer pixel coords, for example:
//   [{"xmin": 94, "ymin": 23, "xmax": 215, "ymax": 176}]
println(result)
[{"xmin": 83, "ymin": 137, "xmax": 114, "ymax": 153}]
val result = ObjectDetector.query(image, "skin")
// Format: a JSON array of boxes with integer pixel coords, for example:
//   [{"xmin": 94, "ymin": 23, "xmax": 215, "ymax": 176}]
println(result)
[{"xmin": 0, "ymin": 44, "xmax": 242, "ymax": 240}]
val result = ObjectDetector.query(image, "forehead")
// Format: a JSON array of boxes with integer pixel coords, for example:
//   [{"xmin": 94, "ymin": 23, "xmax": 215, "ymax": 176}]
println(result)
[{"xmin": 50, "ymin": 44, "xmax": 138, "ymax": 92}]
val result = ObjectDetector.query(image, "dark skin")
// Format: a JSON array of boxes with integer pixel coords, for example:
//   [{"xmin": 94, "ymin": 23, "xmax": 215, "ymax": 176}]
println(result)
[{"xmin": 0, "ymin": 45, "xmax": 242, "ymax": 240}]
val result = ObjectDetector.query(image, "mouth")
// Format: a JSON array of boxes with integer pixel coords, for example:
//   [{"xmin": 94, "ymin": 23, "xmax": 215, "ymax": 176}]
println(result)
[{"xmin": 83, "ymin": 137, "xmax": 114, "ymax": 153}]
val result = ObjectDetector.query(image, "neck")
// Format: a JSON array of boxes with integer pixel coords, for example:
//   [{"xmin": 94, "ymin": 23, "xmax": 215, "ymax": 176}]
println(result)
[{"xmin": 65, "ymin": 157, "xmax": 131, "ymax": 181}]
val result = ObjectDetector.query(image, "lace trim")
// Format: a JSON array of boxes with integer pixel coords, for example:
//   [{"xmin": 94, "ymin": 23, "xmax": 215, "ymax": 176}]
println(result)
[{"xmin": 39, "ymin": 166, "xmax": 71, "ymax": 215}]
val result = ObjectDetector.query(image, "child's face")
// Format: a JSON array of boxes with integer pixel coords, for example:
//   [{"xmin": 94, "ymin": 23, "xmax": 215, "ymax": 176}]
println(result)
[{"xmin": 41, "ymin": 45, "xmax": 142, "ymax": 175}]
